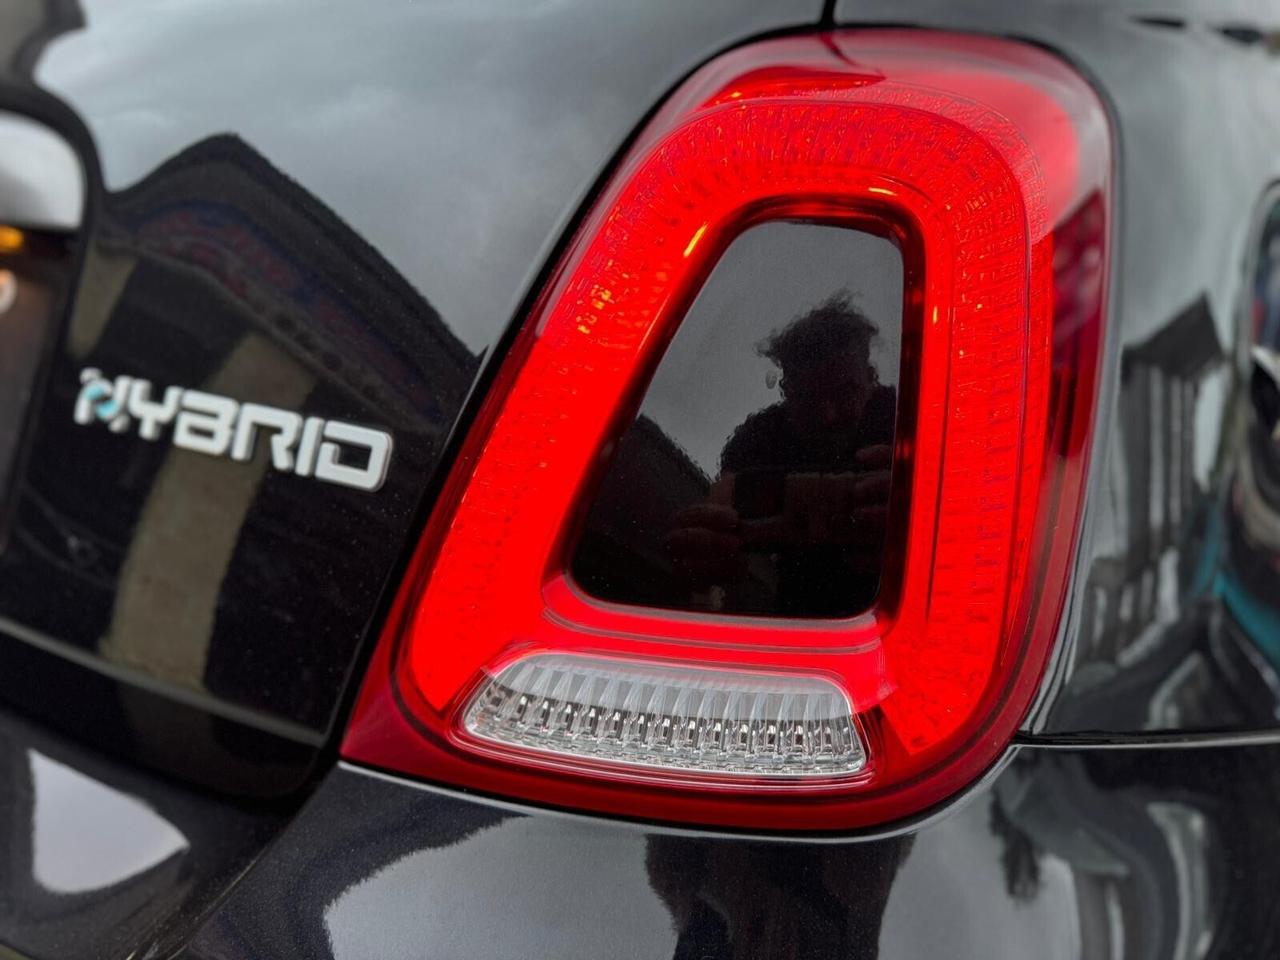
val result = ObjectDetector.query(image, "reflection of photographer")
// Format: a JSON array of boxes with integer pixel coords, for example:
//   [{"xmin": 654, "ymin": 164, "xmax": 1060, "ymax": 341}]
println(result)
[{"xmin": 668, "ymin": 295, "xmax": 895, "ymax": 616}]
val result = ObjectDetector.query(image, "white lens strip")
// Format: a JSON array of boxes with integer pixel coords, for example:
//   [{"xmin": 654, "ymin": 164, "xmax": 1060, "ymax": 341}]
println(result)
[{"xmin": 463, "ymin": 654, "xmax": 866, "ymax": 778}]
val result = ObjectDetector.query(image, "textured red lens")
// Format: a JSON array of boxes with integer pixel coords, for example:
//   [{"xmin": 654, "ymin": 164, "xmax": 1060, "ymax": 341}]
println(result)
[{"xmin": 343, "ymin": 30, "xmax": 1111, "ymax": 830}]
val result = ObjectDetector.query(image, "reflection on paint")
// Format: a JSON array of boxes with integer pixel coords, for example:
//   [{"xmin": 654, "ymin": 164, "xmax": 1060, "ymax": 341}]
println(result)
[{"xmin": 29, "ymin": 750, "xmax": 187, "ymax": 894}]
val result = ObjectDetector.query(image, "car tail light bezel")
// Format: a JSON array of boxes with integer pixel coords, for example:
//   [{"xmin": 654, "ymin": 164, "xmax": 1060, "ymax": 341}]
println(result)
[{"xmin": 342, "ymin": 30, "xmax": 1111, "ymax": 831}]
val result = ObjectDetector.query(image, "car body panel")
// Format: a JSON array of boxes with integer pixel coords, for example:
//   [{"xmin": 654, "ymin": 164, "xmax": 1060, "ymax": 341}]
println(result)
[
  {"xmin": 2, "ymin": 0, "xmax": 1280, "ymax": 957},
  {"xmin": 0, "ymin": 0, "xmax": 824, "ymax": 797},
  {"xmin": 837, "ymin": 0, "xmax": 1280, "ymax": 741},
  {"xmin": 0, "ymin": 703, "xmax": 281, "ymax": 960},
  {"xmin": 182, "ymin": 749, "xmax": 1280, "ymax": 960}
]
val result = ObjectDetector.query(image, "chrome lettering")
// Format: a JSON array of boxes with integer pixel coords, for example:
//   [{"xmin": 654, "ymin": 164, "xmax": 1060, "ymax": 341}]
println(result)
[
  {"xmin": 173, "ymin": 390, "xmax": 237, "ymax": 457},
  {"xmin": 126, "ymin": 380, "xmax": 183, "ymax": 441},
  {"xmin": 231, "ymin": 403, "xmax": 302, "ymax": 471},
  {"xmin": 72, "ymin": 368, "xmax": 392, "ymax": 494},
  {"xmin": 314, "ymin": 421, "xmax": 393, "ymax": 492}
]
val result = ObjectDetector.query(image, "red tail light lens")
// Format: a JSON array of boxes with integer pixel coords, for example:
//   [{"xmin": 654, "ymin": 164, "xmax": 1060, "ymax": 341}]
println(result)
[{"xmin": 343, "ymin": 30, "xmax": 1110, "ymax": 830}]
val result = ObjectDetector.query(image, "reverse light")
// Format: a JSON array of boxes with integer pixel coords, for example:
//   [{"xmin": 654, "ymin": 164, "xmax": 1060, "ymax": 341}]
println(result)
[
  {"xmin": 343, "ymin": 30, "xmax": 1111, "ymax": 830},
  {"xmin": 465, "ymin": 655, "xmax": 867, "ymax": 780}
]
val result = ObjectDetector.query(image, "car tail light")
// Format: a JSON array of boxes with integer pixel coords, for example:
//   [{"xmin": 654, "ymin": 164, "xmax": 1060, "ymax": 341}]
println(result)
[{"xmin": 342, "ymin": 30, "xmax": 1111, "ymax": 830}]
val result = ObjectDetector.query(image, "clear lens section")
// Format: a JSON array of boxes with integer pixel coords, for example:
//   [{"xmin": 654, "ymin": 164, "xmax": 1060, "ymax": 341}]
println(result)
[{"xmin": 463, "ymin": 655, "xmax": 867, "ymax": 778}]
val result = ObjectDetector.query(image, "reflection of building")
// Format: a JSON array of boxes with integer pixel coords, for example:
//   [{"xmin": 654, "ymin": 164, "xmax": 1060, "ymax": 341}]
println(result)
[
  {"xmin": 91, "ymin": 134, "xmax": 474, "ymax": 424},
  {"xmin": 0, "ymin": 131, "xmax": 477, "ymax": 792},
  {"xmin": 1079, "ymin": 296, "xmax": 1225, "ymax": 663},
  {"xmin": 573, "ymin": 415, "xmax": 710, "ymax": 606},
  {"xmin": 992, "ymin": 751, "xmax": 1218, "ymax": 960},
  {"xmin": 89, "ymin": 134, "xmax": 472, "ymax": 722}
]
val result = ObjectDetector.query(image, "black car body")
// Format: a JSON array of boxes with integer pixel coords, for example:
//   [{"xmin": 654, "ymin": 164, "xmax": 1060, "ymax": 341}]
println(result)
[{"xmin": 3, "ymin": 0, "xmax": 1280, "ymax": 956}]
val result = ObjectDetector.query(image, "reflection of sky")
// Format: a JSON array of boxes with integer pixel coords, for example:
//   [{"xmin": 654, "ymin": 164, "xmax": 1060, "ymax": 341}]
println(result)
[
  {"xmin": 879, "ymin": 795, "xmax": 1080, "ymax": 959},
  {"xmin": 324, "ymin": 817, "xmax": 674, "ymax": 959},
  {"xmin": 644, "ymin": 222, "xmax": 903, "ymax": 474},
  {"xmin": 35, "ymin": 0, "xmax": 808, "ymax": 354},
  {"xmin": 0, "ymin": 114, "xmax": 83, "ymax": 229},
  {"xmin": 29, "ymin": 750, "xmax": 187, "ymax": 894}
]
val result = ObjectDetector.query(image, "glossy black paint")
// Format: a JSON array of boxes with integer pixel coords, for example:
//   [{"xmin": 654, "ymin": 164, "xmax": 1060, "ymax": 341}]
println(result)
[
  {"xmin": 572, "ymin": 222, "xmax": 904, "ymax": 618},
  {"xmin": 0, "ymin": 0, "xmax": 1279, "ymax": 958},
  {"xmin": 0, "ymin": 0, "xmax": 824, "ymax": 796},
  {"xmin": 823, "ymin": 0, "xmax": 1280, "ymax": 738},
  {"xmin": 0, "ymin": 224, "xmax": 75, "ymax": 550},
  {"xmin": 0, "ymin": 109, "xmax": 83, "ymax": 551},
  {"xmin": 0, "ymin": 701, "xmax": 282, "ymax": 960},
  {"xmin": 181, "ymin": 749, "xmax": 1280, "ymax": 960}
]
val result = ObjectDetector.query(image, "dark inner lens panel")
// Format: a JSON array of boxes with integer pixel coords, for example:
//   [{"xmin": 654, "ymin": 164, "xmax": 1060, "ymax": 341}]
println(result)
[{"xmin": 570, "ymin": 221, "xmax": 904, "ymax": 619}]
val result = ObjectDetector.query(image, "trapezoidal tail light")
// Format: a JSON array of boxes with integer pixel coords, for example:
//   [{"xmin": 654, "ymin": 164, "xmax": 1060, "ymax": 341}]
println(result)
[{"xmin": 342, "ymin": 30, "xmax": 1111, "ymax": 830}]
